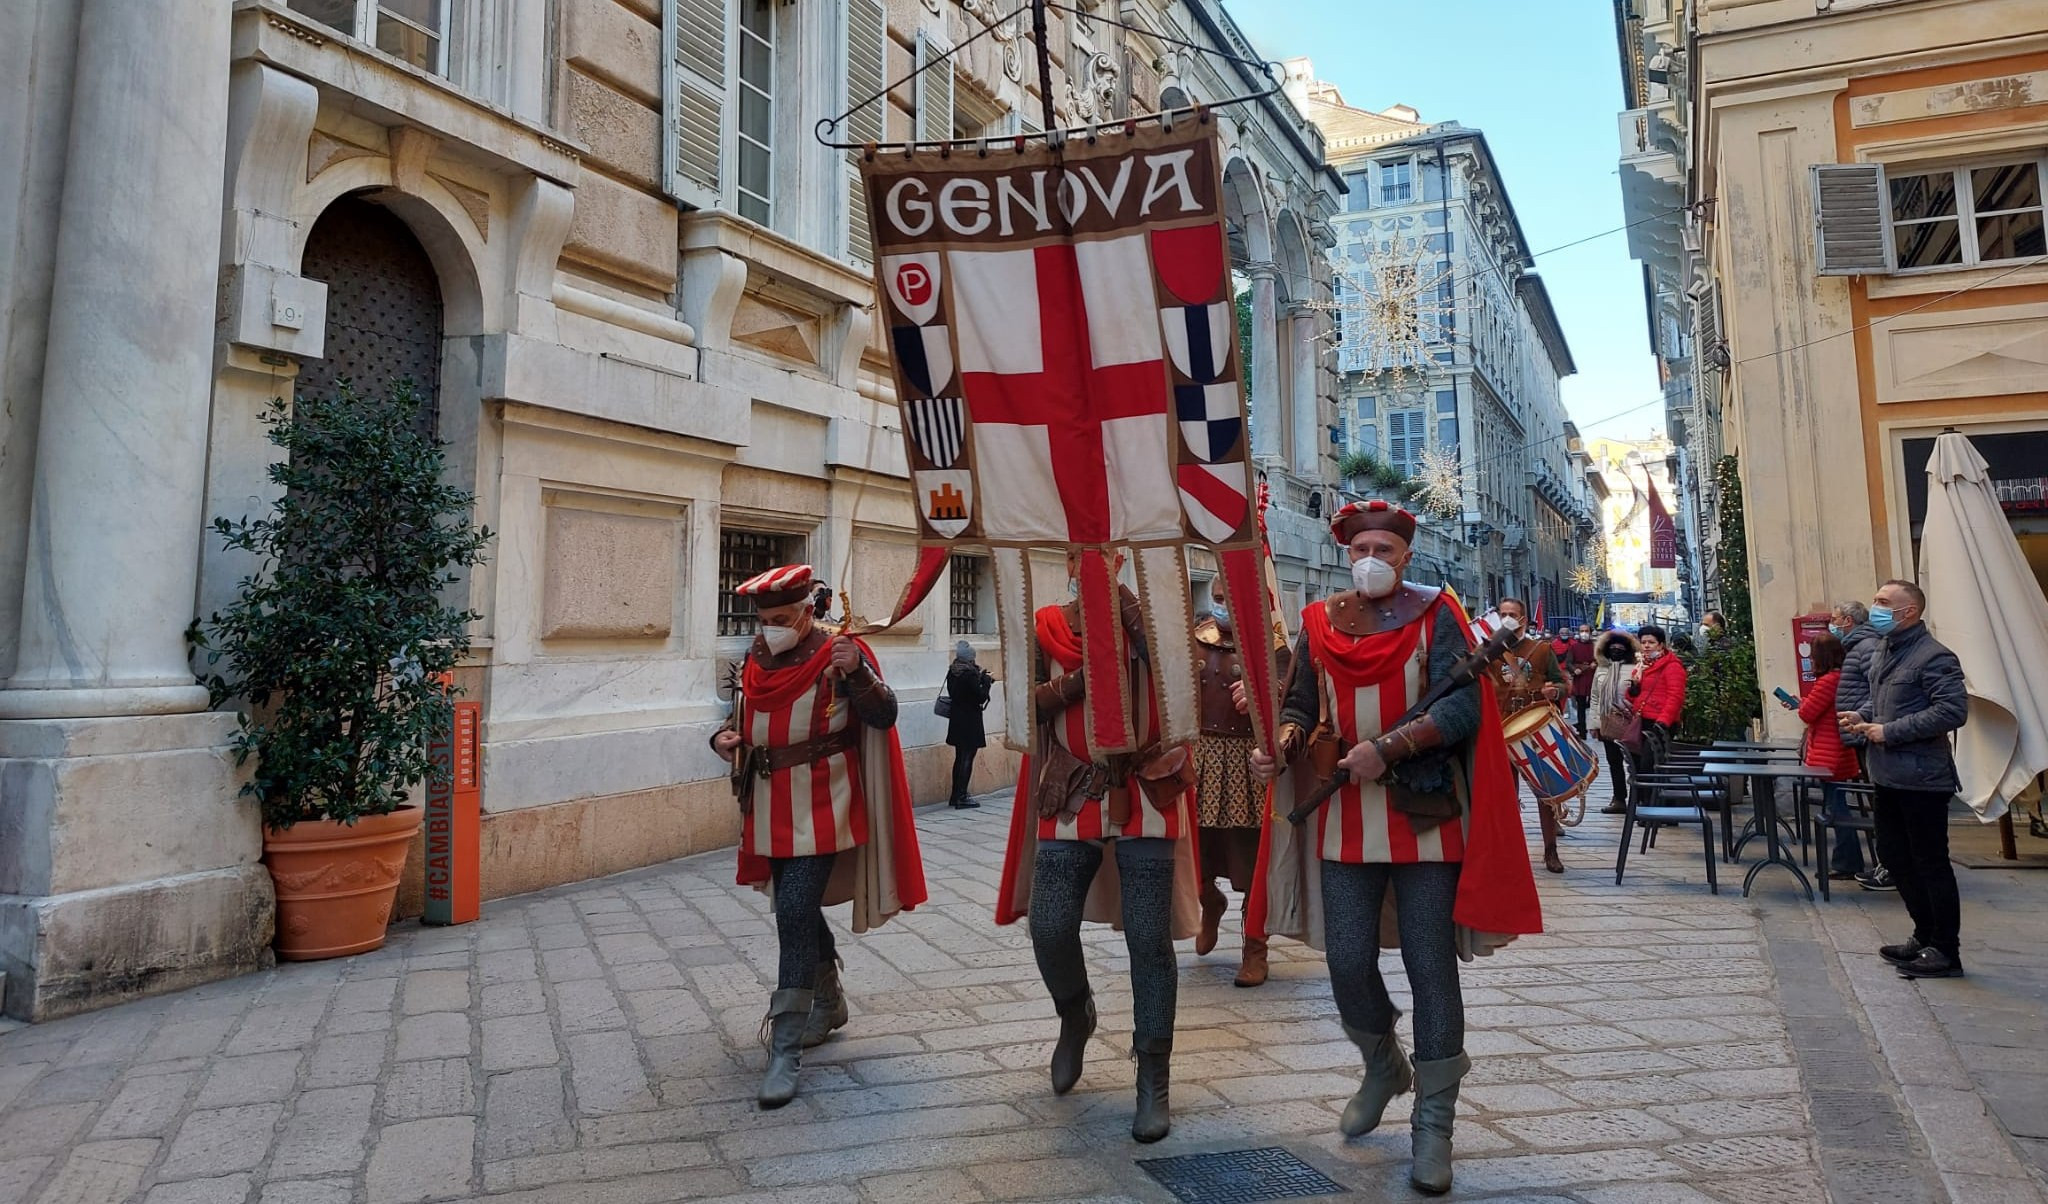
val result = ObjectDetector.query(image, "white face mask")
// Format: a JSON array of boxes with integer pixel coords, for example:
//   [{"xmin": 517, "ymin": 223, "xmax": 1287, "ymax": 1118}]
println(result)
[
  {"xmin": 1500, "ymin": 615, "xmax": 1522, "ymax": 632},
  {"xmin": 760, "ymin": 622, "xmax": 804, "ymax": 655},
  {"xmin": 1351, "ymin": 555, "xmax": 1399, "ymax": 599}
]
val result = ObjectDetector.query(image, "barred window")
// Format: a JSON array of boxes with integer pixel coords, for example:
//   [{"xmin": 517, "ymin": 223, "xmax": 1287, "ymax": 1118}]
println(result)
[
  {"xmin": 718, "ymin": 528, "xmax": 803, "ymax": 637},
  {"xmin": 949, "ymin": 554, "xmax": 988, "ymax": 636}
]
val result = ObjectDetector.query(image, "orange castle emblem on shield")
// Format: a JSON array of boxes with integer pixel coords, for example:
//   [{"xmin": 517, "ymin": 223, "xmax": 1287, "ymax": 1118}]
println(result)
[{"xmin": 928, "ymin": 482, "xmax": 968, "ymax": 521}]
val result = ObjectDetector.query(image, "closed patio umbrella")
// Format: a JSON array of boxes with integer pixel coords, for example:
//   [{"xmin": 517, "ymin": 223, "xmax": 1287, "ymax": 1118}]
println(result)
[{"xmin": 1917, "ymin": 430, "xmax": 2048, "ymax": 823}]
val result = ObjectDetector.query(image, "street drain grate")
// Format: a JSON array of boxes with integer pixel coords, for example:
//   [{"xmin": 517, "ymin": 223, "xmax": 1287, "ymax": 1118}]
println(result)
[{"xmin": 1136, "ymin": 1147, "xmax": 1347, "ymax": 1204}]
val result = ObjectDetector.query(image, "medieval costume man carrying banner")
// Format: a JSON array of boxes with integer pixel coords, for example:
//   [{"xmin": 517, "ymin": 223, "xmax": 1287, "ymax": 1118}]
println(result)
[
  {"xmin": 1246, "ymin": 501, "xmax": 1540, "ymax": 1196},
  {"xmin": 996, "ymin": 548, "xmax": 1200, "ymax": 1143},
  {"xmin": 1486, "ymin": 597, "xmax": 1570, "ymax": 875},
  {"xmin": 710, "ymin": 565, "xmax": 926, "ymax": 1109},
  {"xmin": 1194, "ymin": 573, "xmax": 1288, "ymax": 987}
]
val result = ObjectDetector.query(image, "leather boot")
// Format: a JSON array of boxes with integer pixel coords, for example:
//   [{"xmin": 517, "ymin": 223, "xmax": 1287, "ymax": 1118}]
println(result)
[
  {"xmin": 1338, "ymin": 1021, "xmax": 1414, "ymax": 1136},
  {"xmin": 757, "ymin": 988, "xmax": 813, "ymax": 1109},
  {"xmin": 1195, "ymin": 882, "xmax": 1227, "ymax": 956},
  {"xmin": 1408, "ymin": 1051, "xmax": 1470, "ymax": 1194},
  {"xmin": 1539, "ymin": 802, "xmax": 1565, "ymax": 874},
  {"xmin": 800, "ymin": 956, "xmax": 849, "ymax": 1048},
  {"xmin": 1131, "ymin": 1036, "xmax": 1172, "ymax": 1143},
  {"xmin": 1050, "ymin": 993, "xmax": 1096, "ymax": 1095},
  {"xmin": 1234, "ymin": 936, "xmax": 1269, "ymax": 987}
]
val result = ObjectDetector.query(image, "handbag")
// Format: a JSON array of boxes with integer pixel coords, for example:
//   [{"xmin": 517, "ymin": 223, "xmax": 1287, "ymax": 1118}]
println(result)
[{"xmin": 934, "ymin": 680, "xmax": 954, "ymax": 719}]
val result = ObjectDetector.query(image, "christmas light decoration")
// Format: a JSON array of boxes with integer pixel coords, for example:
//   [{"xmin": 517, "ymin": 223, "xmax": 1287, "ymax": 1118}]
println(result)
[{"xmin": 1411, "ymin": 444, "xmax": 1465, "ymax": 521}]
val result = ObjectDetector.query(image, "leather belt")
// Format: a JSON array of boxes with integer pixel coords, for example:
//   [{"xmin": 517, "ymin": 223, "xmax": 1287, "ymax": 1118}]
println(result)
[{"xmin": 753, "ymin": 728, "xmax": 858, "ymax": 775}]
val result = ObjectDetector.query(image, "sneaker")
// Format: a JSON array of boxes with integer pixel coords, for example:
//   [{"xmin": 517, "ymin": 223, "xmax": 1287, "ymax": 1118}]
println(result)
[
  {"xmin": 1857, "ymin": 868, "xmax": 1897, "ymax": 892},
  {"xmin": 1878, "ymin": 941, "xmax": 1924, "ymax": 966},
  {"xmin": 1897, "ymin": 949, "xmax": 1964, "ymax": 979}
]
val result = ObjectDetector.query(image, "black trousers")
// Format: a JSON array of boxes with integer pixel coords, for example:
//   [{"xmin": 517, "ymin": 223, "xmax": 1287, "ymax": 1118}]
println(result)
[
  {"xmin": 949, "ymin": 743, "xmax": 977, "ymax": 801},
  {"xmin": 1872, "ymin": 786, "xmax": 1961, "ymax": 959},
  {"xmin": 1601, "ymin": 738, "xmax": 1630, "ymax": 805},
  {"xmin": 1571, "ymin": 695, "xmax": 1589, "ymax": 738}
]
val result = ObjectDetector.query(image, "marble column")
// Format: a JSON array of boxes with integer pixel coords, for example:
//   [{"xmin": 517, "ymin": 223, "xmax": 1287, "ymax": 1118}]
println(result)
[
  {"xmin": 1246, "ymin": 263, "xmax": 1283, "ymax": 466},
  {"xmin": 1287, "ymin": 307, "xmax": 1321, "ymax": 477},
  {"xmin": 0, "ymin": 0, "xmax": 269, "ymax": 1022},
  {"xmin": 0, "ymin": 0, "xmax": 230, "ymax": 719}
]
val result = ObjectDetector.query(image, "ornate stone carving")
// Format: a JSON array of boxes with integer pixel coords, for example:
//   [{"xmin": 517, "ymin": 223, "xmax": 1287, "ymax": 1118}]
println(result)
[{"xmin": 961, "ymin": 0, "xmax": 1024, "ymax": 82}]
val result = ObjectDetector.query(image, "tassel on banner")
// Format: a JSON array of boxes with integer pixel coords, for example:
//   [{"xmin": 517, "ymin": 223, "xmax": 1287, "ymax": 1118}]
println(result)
[
  {"xmin": 990, "ymin": 547, "xmax": 1034, "ymax": 752},
  {"xmin": 1135, "ymin": 545, "xmax": 1200, "ymax": 747},
  {"xmin": 1219, "ymin": 545, "xmax": 1282, "ymax": 758},
  {"xmin": 1076, "ymin": 547, "xmax": 1137, "ymax": 755}
]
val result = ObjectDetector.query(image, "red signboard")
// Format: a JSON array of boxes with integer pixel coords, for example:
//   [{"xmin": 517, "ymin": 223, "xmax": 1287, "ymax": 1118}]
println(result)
[
  {"xmin": 424, "ymin": 699, "xmax": 482, "ymax": 926},
  {"xmin": 1791, "ymin": 612, "xmax": 1833, "ymax": 696}
]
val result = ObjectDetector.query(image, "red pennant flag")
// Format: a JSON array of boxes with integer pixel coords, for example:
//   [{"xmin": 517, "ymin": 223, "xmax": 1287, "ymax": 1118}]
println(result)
[{"xmin": 1647, "ymin": 476, "xmax": 1677, "ymax": 569}]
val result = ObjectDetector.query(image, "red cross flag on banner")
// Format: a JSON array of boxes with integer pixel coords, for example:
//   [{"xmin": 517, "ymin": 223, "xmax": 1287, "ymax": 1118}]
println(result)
[{"xmin": 856, "ymin": 121, "xmax": 1278, "ymax": 758}]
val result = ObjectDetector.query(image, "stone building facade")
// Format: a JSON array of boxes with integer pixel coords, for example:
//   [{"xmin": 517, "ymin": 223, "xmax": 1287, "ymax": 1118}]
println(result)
[
  {"xmin": 1615, "ymin": 0, "xmax": 1718, "ymax": 622},
  {"xmin": 0, "ymin": 0, "xmax": 1342, "ymax": 1019},
  {"xmin": 1297, "ymin": 76, "xmax": 1601, "ymax": 618},
  {"xmin": 1629, "ymin": 0, "xmax": 2048, "ymax": 736}
]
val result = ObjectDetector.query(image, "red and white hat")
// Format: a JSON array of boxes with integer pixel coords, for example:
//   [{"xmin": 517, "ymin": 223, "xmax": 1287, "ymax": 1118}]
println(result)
[
  {"xmin": 735, "ymin": 564, "xmax": 817, "ymax": 609},
  {"xmin": 1330, "ymin": 498, "xmax": 1417, "ymax": 545}
]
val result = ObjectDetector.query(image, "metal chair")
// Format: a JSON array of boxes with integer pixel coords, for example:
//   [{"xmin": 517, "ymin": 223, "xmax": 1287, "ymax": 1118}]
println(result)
[
  {"xmin": 1814, "ymin": 782, "xmax": 1877, "ymax": 901},
  {"xmin": 1616, "ymin": 772, "xmax": 1719, "ymax": 893}
]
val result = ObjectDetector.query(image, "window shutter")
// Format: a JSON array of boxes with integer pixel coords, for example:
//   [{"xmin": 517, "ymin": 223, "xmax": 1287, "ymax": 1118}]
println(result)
[
  {"xmin": 916, "ymin": 31, "xmax": 954, "ymax": 142},
  {"xmin": 1812, "ymin": 163, "xmax": 1889, "ymax": 276},
  {"xmin": 664, "ymin": 0, "xmax": 727, "ymax": 207},
  {"xmin": 843, "ymin": 0, "xmax": 886, "ymax": 264}
]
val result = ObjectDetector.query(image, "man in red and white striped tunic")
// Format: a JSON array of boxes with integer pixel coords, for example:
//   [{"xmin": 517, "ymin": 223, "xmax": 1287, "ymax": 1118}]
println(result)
[
  {"xmin": 995, "ymin": 547, "xmax": 1199, "ymax": 1144},
  {"xmin": 1247, "ymin": 501, "xmax": 1538, "ymax": 1195},
  {"xmin": 711, "ymin": 565, "xmax": 925, "ymax": 1109}
]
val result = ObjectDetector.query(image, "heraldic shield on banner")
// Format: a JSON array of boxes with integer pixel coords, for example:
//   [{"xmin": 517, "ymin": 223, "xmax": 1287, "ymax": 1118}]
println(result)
[{"xmin": 856, "ymin": 121, "xmax": 1284, "ymax": 761}]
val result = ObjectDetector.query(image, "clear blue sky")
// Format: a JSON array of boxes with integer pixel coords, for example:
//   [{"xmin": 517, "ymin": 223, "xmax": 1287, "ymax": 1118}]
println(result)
[{"xmin": 1229, "ymin": 0, "xmax": 1666, "ymax": 440}]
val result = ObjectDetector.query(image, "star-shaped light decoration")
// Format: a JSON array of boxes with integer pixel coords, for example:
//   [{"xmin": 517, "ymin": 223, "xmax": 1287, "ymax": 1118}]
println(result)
[
  {"xmin": 1411, "ymin": 445, "xmax": 1465, "ymax": 521},
  {"xmin": 1569, "ymin": 563, "xmax": 1599, "ymax": 595}
]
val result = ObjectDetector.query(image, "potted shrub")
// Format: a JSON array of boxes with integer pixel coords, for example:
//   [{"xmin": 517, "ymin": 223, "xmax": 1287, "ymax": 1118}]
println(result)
[{"xmin": 193, "ymin": 381, "xmax": 491, "ymax": 960}]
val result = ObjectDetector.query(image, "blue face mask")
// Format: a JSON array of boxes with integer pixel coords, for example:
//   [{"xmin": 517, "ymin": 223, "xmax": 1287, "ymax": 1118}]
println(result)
[
  {"xmin": 1869, "ymin": 605, "xmax": 1896, "ymax": 634},
  {"xmin": 1210, "ymin": 603, "xmax": 1230, "ymax": 626},
  {"xmin": 1827, "ymin": 623, "xmax": 1846, "ymax": 638}
]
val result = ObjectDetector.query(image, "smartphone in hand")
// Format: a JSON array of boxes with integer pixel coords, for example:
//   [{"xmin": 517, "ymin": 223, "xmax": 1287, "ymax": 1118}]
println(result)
[{"xmin": 1773, "ymin": 686, "xmax": 1798, "ymax": 709}]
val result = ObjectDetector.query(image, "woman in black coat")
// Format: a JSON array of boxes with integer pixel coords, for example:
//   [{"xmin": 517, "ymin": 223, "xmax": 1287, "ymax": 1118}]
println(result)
[{"xmin": 944, "ymin": 641, "xmax": 994, "ymax": 808}]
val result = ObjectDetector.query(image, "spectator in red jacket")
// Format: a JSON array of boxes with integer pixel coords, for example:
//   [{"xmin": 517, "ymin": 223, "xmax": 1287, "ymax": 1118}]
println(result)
[
  {"xmin": 1626, "ymin": 625, "xmax": 1688, "ymax": 767},
  {"xmin": 1787, "ymin": 633, "xmax": 1866, "ymax": 879}
]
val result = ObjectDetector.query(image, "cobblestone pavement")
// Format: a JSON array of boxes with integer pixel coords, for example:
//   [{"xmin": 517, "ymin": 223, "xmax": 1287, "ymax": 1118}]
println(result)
[{"xmin": 0, "ymin": 796, "xmax": 2041, "ymax": 1204}]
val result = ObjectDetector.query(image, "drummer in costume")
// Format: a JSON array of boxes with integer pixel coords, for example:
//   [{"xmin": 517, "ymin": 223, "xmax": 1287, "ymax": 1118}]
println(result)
[
  {"xmin": 996, "ymin": 548, "xmax": 1200, "ymax": 1143},
  {"xmin": 711, "ymin": 565, "xmax": 926, "ymax": 1109},
  {"xmin": 1246, "ymin": 501, "xmax": 1540, "ymax": 1195},
  {"xmin": 1485, "ymin": 598, "xmax": 1569, "ymax": 874},
  {"xmin": 1193, "ymin": 575, "xmax": 1289, "ymax": 987}
]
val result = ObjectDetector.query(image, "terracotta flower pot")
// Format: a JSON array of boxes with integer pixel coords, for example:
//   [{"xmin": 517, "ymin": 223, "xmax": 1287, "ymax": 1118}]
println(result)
[{"xmin": 263, "ymin": 806, "xmax": 422, "ymax": 961}]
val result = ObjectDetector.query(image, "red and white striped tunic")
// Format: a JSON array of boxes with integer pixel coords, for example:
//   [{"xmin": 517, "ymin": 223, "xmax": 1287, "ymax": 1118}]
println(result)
[
  {"xmin": 738, "ymin": 659, "xmax": 868, "ymax": 861},
  {"xmin": 1036, "ymin": 605, "xmax": 1183, "ymax": 844},
  {"xmin": 1305, "ymin": 599, "xmax": 1467, "ymax": 865}
]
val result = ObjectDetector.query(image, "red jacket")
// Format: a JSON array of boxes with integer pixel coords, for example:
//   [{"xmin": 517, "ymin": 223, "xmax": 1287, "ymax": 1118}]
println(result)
[
  {"xmin": 1628, "ymin": 651, "xmax": 1688, "ymax": 727},
  {"xmin": 1798, "ymin": 670, "xmax": 1860, "ymax": 780}
]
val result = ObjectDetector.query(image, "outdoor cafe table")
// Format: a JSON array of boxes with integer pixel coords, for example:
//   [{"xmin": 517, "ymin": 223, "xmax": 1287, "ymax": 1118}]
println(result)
[
  {"xmin": 1697, "ymin": 760, "xmax": 1835, "ymax": 898},
  {"xmin": 1682, "ymin": 749, "xmax": 1803, "ymax": 859}
]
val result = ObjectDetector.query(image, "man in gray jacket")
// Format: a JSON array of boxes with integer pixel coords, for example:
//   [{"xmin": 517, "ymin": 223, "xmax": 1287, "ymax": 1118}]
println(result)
[{"xmin": 1839, "ymin": 580, "xmax": 1970, "ymax": 979}]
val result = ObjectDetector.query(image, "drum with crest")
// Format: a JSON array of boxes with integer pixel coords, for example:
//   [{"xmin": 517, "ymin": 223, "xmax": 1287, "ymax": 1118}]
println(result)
[{"xmin": 1500, "ymin": 704, "xmax": 1601, "ymax": 827}]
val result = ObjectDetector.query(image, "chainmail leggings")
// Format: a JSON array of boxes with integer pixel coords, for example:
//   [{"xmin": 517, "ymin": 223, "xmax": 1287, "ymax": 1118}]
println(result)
[
  {"xmin": 1321, "ymin": 859, "xmax": 1464, "ymax": 1061},
  {"xmin": 1028, "ymin": 837, "xmax": 1178, "ymax": 1043},
  {"xmin": 770, "ymin": 855, "xmax": 839, "ymax": 991}
]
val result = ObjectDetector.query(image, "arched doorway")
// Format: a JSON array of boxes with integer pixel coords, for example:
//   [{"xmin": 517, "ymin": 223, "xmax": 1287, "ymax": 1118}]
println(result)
[{"xmin": 297, "ymin": 194, "xmax": 444, "ymax": 437}]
